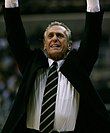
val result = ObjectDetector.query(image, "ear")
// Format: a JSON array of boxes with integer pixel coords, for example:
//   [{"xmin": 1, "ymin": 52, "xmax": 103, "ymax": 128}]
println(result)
[
  {"xmin": 43, "ymin": 39, "xmax": 46, "ymax": 50},
  {"xmin": 68, "ymin": 41, "xmax": 72, "ymax": 51},
  {"xmin": 43, "ymin": 44, "xmax": 46, "ymax": 51}
]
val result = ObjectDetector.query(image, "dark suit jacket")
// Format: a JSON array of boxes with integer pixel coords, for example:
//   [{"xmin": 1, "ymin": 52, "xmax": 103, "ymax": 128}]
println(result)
[{"xmin": 2, "ymin": 7, "xmax": 110, "ymax": 133}]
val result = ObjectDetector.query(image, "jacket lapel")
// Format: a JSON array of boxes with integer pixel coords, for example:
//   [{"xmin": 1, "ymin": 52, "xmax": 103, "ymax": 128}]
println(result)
[
  {"xmin": 2, "ymin": 49, "xmax": 49, "ymax": 133},
  {"xmin": 60, "ymin": 52, "xmax": 110, "ymax": 133}
]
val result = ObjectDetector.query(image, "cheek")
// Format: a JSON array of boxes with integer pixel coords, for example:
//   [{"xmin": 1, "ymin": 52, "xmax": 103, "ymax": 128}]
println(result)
[{"xmin": 62, "ymin": 42, "xmax": 69, "ymax": 50}]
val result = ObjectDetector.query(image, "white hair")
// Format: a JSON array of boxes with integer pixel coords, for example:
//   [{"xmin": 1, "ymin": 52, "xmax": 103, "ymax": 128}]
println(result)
[{"xmin": 44, "ymin": 21, "xmax": 72, "ymax": 41}]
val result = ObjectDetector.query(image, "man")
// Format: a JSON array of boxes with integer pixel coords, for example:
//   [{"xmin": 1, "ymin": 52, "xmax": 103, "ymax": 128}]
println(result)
[{"xmin": 2, "ymin": 0, "xmax": 110, "ymax": 133}]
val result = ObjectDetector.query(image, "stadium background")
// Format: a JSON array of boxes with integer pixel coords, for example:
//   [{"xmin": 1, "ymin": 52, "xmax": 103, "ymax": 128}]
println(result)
[{"xmin": 0, "ymin": 0, "xmax": 110, "ymax": 131}]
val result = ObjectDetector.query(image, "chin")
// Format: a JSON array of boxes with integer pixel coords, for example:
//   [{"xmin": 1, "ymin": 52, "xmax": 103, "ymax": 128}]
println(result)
[{"xmin": 48, "ymin": 51, "xmax": 66, "ymax": 61}]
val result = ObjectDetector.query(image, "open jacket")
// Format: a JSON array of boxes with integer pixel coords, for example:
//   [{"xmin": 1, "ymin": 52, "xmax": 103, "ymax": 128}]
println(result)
[{"xmin": 2, "ymin": 7, "xmax": 110, "ymax": 133}]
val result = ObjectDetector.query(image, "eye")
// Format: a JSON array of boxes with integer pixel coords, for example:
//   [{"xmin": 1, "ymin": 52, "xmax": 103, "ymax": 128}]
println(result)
[
  {"xmin": 48, "ymin": 33, "xmax": 53, "ymax": 38},
  {"xmin": 56, "ymin": 33, "xmax": 64, "ymax": 38}
]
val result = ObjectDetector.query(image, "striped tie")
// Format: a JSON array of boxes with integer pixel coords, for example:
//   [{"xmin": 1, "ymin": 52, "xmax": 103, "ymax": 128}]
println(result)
[{"xmin": 40, "ymin": 62, "xmax": 58, "ymax": 133}]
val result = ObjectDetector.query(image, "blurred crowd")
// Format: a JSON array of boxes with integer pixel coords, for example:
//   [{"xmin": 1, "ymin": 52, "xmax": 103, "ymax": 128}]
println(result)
[{"xmin": 0, "ymin": 38, "xmax": 21, "ymax": 130}]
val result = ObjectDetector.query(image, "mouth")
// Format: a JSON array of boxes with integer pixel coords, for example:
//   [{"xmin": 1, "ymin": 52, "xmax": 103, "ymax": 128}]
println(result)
[{"xmin": 50, "ymin": 44, "xmax": 61, "ymax": 49}]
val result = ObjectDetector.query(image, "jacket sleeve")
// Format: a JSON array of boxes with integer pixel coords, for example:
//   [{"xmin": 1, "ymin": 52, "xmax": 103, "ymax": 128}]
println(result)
[
  {"xmin": 77, "ymin": 11, "xmax": 104, "ymax": 75},
  {"xmin": 3, "ymin": 7, "xmax": 33, "ymax": 74},
  {"xmin": 61, "ymin": 11, "xmax": 104, "ymax": 77}
]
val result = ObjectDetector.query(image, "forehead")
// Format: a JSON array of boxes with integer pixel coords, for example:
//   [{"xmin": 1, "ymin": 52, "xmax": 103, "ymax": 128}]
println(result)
[{"xmin": 47, "ymin": 25, "xmax": 67, "ymax": 34}]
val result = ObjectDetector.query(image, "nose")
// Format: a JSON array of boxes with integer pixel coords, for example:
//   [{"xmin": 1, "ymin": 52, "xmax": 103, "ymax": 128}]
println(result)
[{"xmin": 52, "ymin": 34, "xmax": 58, "ymax": 42}]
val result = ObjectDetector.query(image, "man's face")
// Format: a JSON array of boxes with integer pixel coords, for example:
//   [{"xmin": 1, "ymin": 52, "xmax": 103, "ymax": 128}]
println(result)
[{"xmin": 44, "ymin": 25, "xmax": 70, "ymax": 61}]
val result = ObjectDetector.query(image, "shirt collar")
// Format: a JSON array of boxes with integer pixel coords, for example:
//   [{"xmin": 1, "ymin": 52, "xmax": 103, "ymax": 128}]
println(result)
[{"xmin": 48, "ymin": 58, "xmax": 64, "ymax": 70}]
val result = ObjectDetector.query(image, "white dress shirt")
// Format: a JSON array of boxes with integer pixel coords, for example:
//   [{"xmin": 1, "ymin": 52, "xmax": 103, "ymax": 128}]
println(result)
[
  {"xmin": 5, "ymin": 0, "xmax": 101, "ymax": 131},
  {"xmin": 27, "ymin": 59, "xmax": 80, "ymax": 131}
]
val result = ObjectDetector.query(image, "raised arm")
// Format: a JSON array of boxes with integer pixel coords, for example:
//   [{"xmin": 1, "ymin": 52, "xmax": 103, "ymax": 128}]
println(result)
[
  {"xmin": 4, "ymin": 0, "xmax": 32, "ymax": 73},
  {"xmin": 76, "ymin": 0, "xmax": 103, "ymax": 75}
]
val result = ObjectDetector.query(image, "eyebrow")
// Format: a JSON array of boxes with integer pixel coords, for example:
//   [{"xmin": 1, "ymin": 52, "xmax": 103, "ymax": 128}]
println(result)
[{"xmin": 48, "ymin": 31, "xmax": 66, "ymax": 36}]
